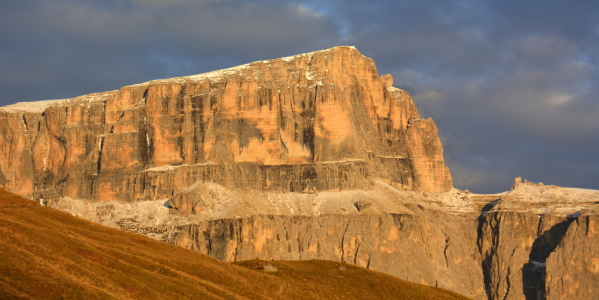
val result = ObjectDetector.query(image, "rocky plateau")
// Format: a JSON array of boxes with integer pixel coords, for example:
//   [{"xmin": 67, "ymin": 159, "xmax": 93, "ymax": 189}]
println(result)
[{"xmin": 1, "ymin": 46, "xmax": 597, "ymax": 300}]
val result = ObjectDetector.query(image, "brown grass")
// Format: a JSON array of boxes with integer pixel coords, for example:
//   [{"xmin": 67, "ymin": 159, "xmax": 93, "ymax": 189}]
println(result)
[{"xmin": 0, "ymin": 188, "xmax": 471, "ymax": 299}]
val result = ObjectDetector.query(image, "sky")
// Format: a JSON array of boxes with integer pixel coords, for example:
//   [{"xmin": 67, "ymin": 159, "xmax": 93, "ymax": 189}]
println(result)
[{"xmin": 1, "ymin": 0, "xmax": 598, "ymax": 193}]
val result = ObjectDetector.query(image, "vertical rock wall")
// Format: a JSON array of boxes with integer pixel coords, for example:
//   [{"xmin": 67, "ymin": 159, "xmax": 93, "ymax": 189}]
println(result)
[{"xmin": 0, "ymin": 46, "xmax": 453, "ymax": 204}]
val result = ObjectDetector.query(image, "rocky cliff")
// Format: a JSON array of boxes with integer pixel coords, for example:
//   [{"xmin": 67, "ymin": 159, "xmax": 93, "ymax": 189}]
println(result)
[
  {"xmin": 1, "ymin": 47, "xmax": 597, "ymax": 300},
  {"xmin": 0, "ymin": 46, "xmax": 451, "ymax": 205}
]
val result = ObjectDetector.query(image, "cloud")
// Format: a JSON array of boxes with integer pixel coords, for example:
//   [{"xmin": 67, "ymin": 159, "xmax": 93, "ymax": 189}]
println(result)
[
  {"xmin": 132, "ymin": 0, "xmax": 227, "ymax": 6},
  {"xmin": 0, "ymin": 0, "xmax": 340, "ymax": 103}
]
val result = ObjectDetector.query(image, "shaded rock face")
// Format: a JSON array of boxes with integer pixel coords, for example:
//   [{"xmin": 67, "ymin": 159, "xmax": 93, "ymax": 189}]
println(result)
[{"xmin": 0, "ymin": 46, "xmax": 451, "ymax": 204}]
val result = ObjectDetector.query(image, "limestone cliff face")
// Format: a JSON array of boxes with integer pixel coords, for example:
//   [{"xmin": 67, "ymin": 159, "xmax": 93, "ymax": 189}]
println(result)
[{"xmin": 0, "ymin": 46, "xmax": 452, "ymax": 204}]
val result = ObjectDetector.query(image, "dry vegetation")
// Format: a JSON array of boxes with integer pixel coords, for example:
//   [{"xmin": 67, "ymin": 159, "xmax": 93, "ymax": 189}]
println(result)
[{"xmin": 0, "ymin": 188, "xmax": 471, "ymax": 299}]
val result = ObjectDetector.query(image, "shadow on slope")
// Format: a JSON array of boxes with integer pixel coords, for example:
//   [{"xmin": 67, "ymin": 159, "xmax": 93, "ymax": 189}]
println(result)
[{"xmin": 0, "ymin": 188, "xmax": 470, "ymax": 300}]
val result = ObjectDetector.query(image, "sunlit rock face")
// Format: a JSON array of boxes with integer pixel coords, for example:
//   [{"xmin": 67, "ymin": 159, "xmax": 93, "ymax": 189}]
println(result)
[{"xmin": 0, "ymin": 46, "xmax": 452, "ymax": 204}]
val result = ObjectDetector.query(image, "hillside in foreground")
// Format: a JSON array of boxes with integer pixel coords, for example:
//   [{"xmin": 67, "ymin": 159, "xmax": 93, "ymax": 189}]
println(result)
[{"xmin": 0, "ymin": 188, "xmax": 470, "ymax": 300}]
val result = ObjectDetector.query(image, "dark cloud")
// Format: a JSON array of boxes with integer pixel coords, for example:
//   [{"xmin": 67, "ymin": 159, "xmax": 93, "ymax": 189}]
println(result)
[
  {"xmin": 0, "ymin": 0, "xmax": 340, "ymax": 102},
  {"xmin": 1, "ymin": 0, "xmax": 597, "ymax": 193}
]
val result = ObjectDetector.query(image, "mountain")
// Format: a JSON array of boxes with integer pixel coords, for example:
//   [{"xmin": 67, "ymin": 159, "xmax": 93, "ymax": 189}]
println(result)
[
  {"xmin": 0, "ymin": 188, "xmax": 470, "ymax": 299},
  {"xmin": 1, "ymin": 46, "xmax": 598, "ymax": 300},
  {"xmin": 0, "ymin": 46, "xmax": 450, "ymax": 204}
]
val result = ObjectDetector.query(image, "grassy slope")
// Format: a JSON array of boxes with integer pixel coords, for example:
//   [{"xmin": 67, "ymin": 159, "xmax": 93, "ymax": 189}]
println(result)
[{"xmin": 0, "ymin": 189, "xmax": 471, "ymax": 300}]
